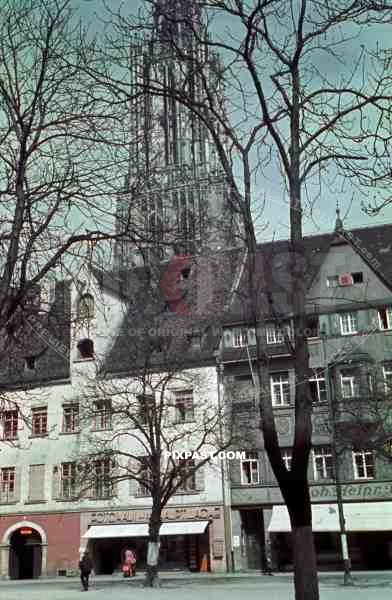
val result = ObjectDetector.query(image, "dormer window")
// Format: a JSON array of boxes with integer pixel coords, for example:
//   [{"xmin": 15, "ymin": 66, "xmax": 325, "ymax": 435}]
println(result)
[
  {"xmin": 352, "ymin": 272, "xmax": 363, "ymax": 284},
  {"xmin": 77, "ymin": 338, "xmax": 94, "ymax": 359},
  {"xmin": 24, "ymin": 356, "xmax": 36, "ymax": 371},
  {"xmin": 77, "ymin": 294, "xmax": 95, "ymax": 319}
]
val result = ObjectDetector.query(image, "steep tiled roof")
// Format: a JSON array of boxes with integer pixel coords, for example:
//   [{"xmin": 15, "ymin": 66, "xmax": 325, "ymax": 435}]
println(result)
[
  {"xmin": 225, "ymin": 224, "xmax": 392, "ymax": 324},
  {"xmin": 92, "ymin": 249, "xmax": 243, "ymax": 374},
  {"xmin": 0, "ymin": 281, "xmax": 71, "ymax": 389}
]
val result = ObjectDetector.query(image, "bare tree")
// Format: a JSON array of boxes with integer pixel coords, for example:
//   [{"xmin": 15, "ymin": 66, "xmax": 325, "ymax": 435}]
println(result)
[
  {"xmin": 0, "ymin": 0, "xmax": 157, "ymax": 439},
  {"xmin": 89, "ymin": 2, "xmax": 392, "ymax": 598},
  {"xmin": 73, "ymin": 342, "xmax": 232, "ymax": 587}
]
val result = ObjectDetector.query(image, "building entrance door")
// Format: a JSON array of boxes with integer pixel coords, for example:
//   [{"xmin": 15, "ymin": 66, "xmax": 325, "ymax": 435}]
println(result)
[{"xmin": 9, "ymin": 528, "xmax": 42, "ymax": 579}]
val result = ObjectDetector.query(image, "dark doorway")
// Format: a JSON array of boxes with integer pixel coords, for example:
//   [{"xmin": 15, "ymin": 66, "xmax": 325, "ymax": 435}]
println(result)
[{"xmin": 9, "ymin": 528, "xmax": 42, "ymax": 579}]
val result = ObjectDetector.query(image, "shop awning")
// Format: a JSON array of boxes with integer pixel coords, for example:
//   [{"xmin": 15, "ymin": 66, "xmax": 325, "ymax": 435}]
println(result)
[
  {"xmin": 268, "ymin": 502, "xmax": 392, "ymax": 533},
  {"xmin": 83, "ymin": 520, "xmax": 209, "ymax": 539}
]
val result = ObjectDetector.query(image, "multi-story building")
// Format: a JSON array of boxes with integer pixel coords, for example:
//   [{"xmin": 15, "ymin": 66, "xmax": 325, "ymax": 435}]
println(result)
[
  {"xmin": 221, "ymin": 217, "xmax": 392, "ymax": 572},
  {"xmin": 0, "ymin": 0, "xmax": 243, "ymax": 578},
  {"xmin": 0, "ymin": 252, "xmax": 240, "ymax": 579}
]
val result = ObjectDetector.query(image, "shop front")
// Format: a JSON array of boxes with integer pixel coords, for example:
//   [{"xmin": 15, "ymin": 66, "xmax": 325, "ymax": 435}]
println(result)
[
  {"xmin": 80, "ymin": 505, "xmax": 226, "ymax": 573},
  {"xmin": 268, "ymin": 500, "xmax": 392, "ymax": 570}
]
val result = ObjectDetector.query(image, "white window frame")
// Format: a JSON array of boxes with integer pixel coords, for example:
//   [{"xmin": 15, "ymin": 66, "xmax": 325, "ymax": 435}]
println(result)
[
  {"xmin": 174, "ymin": 390, "xmax": 194, "ymax": 423},
  {"xmin": 176, "ymin": 458, "xmax": 196, "ymax": 492},
  {"xmin": 327, "ymin": 276, "xmax": 339, "ymax": 288},
  {"xmin": 62, "ymin": 404, "xmax": 79, "ymax": 433},
  {"xmin": 233, "ymin": 328, "xmax": 248, "ymax": 348},
  {"xmin": 94, "ymin": 459, "xmax": 112, "ymax": 498},
  {"xmin": 1, "ymin": 467, "xmax": 15, "ymax": 501},
  {"xmin": 378, "ymin": 307, "xmax": 392, "ymax": 331},
  {"xmin": 60, "ymin": 462, "xmax": 77, "ymax": 499},
  {"xmin": 240, "ymin": 451, "xmax": 260, "ymax": 485},
  {"xmin": 352, "ymin": 450, "xmax": 375, "ymax": 480},
  {"xmin": 32, "ymin": 407, "xmax": 48, "ymax": 436},
  {"xmin": 383, "ymin": 365, "xmax": 392, "ymax": 392},
  {"xmin": 137, "ymin": 456, "xmax": 150, "ymax": 496},
  {"xmin": 2, "ymin": 410, "xmax": 18, "ymax": 440},
  {"xmin": 93, "ymin": 400, "xmax": 112, "ymax": 431},
  {"xmin": 340, "ymin": 371, "xmax": 359, "ymax": 399},
  {"xmin": 309, "ymin": 369, "xmax": 327, "ymax": 403},
  {"xmin": 270, "ymin": 373, "xmax": 291, "ymax": 406},
  {"xmin": 339, "ymin": 312, "xmax": 358, "ymax": 335},
  {"xmin": 266, "ymin": 323, "xmax": 291, "ymax": 344},
  {"xmin": 282, "ymin": 449, "xmax": 292, "ymax": 471},
  {"xmin": 312, "ymin": 447, "xmax": 334, "ymax": 480}
]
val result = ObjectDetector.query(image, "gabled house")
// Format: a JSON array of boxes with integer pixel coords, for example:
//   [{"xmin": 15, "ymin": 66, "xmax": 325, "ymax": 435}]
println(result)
[{"xmin": 221, "ymin": 217, "xmax": 392, "ymax": 572}]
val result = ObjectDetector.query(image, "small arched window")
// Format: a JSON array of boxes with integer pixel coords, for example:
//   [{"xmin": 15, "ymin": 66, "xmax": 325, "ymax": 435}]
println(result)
[
  {"xmin": 77, "ymin": 338, "xmax": 94, "ymax": 359},
  {"xmin": 77, "ymin": 294, "xmax": 95, "ymax": 319}
]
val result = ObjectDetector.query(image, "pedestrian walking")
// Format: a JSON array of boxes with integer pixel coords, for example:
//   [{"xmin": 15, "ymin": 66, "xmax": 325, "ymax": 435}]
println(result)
[
  {"xmin": 124, "ymin": 547, "xmax": 137, "ymax": 576},
  {"xmin": 79, "ymin": 551, "xmax": 93, "ymax": 591}
]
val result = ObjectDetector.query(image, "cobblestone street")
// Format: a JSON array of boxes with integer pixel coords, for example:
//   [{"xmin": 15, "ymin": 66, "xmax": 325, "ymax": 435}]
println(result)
[{"xmin": 1, "ymin": 573, "xmax": 392, "ymax": 600}]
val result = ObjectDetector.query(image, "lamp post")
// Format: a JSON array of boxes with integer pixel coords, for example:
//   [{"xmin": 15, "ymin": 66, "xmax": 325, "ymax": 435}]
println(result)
[{"xmin": 321, "ymin": 331, "xmax": 354, "ymax": 585}]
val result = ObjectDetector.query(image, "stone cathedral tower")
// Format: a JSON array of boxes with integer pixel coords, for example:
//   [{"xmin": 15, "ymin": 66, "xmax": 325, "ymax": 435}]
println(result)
[{"xmin": 114, "ymin": 0, "xmax": 239, "ymax": 269}]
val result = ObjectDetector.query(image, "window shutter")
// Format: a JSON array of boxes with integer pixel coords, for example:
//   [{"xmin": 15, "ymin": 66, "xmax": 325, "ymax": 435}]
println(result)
[
  {"xmin": 195, "ymin": 461, "xmax": 205, "ymax": 492},
  {"xmin": 52, "ymin": 465, "xmax": 61, "ymax": 500},
  {"xmin": 128, "ymin": 458, "xmax": 138, "ymax": 497},
  {"xmin": 28, "ymin": 465, "xmax": 45, "ymax": 502},
  {"xmin": 111, "ymin": 460, "xmax": 120, "ymax": 497},
  {"xmin": 13, "ymin": 466, "xmax": 21, "ymax": 502},
  {"xmin": 229, "ymin": 458, "xmax": 242, "ymax": 485}
]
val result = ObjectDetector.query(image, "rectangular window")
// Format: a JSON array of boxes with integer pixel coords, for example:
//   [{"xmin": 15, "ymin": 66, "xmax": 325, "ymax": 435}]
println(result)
[
  {"xmin": 1, "ymin": 467, "xmax": 15, "ymax": 502},
  {"xmin": 233, "ymin": 328, "xmax": 248, "ymax": 348},
  {"xmin": 313, "ymin": 446, "xmax": 334, "ymax": 480},
  {"xmin": 327, "ymin": 276, "xmax": 339, "ymax": 288},
  {"xmin": 28, "ymin": 464, "xmax": 45, "ymax": 502},
  {"xmin": 60, "ymin": 462, "xmax": 77, "ymax": 499},
  {"xmin": 378, "ymin": 307, "xmax": 392, "ymax": 330},
  {"xmin": 2, "ymin": 410, "xmax": 18, "ymax": 440},
  {"xmin": 174, "ymin": 390, "xmax": 194, "ymax": 423},
  {"xmin": 339, "ymin": 312, "xmax": 358, "ymax": 335},
  {"xmin": 93, "ymin": 458, "xmax": 112, "ymax": 498},
  {"xmin": 340, "ymin": 369, "xmax": 360, "ymax": 399},
  {"xmin": 282, "ymin": 449, "xmax": 292, "ymax": 471},
  {"xmin": 137, "ymin": 457, "xmax": 150, "ymax": 496},
  {"xmin": 352, "ymin": 272, "xmax": 363, "ymax": 284},
  {"xmin": 270, "ymin": 372, "xmax": 291, "ymax": 406},
  {"xmin": 240, "ymin": 451, "xmax": 260, "ymax": 484},
  {"xmin": 93, "ymin": 400, "xmax": 111, "ymax": 431},
  {"xmin": 266, "ymin": 323, "xmax": 291, "ymax": 344},
  {"xmin": 137, "ymin": 394, "xmax": 154, "ymax": 425},
  {"xmin": 63, "ymin": 404, "xmax": 79, "ymax": 433},
  {"xmin": 309, "ymin": 369, "xmax": 327, "ymax": 403},
  {"xmin": 176, "ymin": 458, "xmax": 196, "ymax": 492},
  {"xmin": 305, "ymin": 315, "xmax": 320, "ymax": 339},
  {"xmin": 352, "ymin": 450, "xmax": 375, "ymax": 480},
  {"xmin": 32, "ymin": 407, "xmax": 47, "ymax": 436},
  {"xmin": 383, "ymin": 364, "xmax": 392, "ymax": 392}
]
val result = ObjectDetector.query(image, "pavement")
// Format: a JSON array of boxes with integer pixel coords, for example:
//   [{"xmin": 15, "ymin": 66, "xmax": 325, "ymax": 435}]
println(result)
[{"xmin": 2, "ymin": 571, "xmax": 392, "ymax": 600}]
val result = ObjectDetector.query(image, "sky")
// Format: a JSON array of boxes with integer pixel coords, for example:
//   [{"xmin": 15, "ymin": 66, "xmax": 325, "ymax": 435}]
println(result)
[{"xmin": 75, "ymin": 0, "xmax": 392, "ymax": 242}]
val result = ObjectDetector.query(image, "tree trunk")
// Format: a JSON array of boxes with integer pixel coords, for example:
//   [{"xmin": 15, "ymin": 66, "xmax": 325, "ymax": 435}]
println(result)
[
  {"xmin": 144, "ymin": 504, "xmax": 162, "ymax": 588},
  {"xmin": 284, "ymin": 479, "xmax": 319, "ymax": 600},
  {"xmin": 292, "ymin": 525, "xmax": 318, "ymax": 600}
]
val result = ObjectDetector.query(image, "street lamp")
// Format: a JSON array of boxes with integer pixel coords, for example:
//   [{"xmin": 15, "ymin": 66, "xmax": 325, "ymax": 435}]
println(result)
[{"xmin": 320, "ymin": 330, "xmax": 354, "ymax": 586}]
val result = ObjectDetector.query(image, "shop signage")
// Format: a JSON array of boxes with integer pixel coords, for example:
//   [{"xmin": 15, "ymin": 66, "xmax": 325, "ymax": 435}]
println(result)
[
  {"xmin": 89, "ymin": 506, "xmax": 221, "ymax": 525},
  {"xmin": 310, "ymin": 481, "xmax": 392, "ymax": 501}
]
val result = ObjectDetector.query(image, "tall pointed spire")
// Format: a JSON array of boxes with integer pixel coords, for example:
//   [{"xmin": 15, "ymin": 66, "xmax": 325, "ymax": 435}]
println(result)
[{"xmin": 334, "ymin": 202, "xmax": 344, "ymax": 233}]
